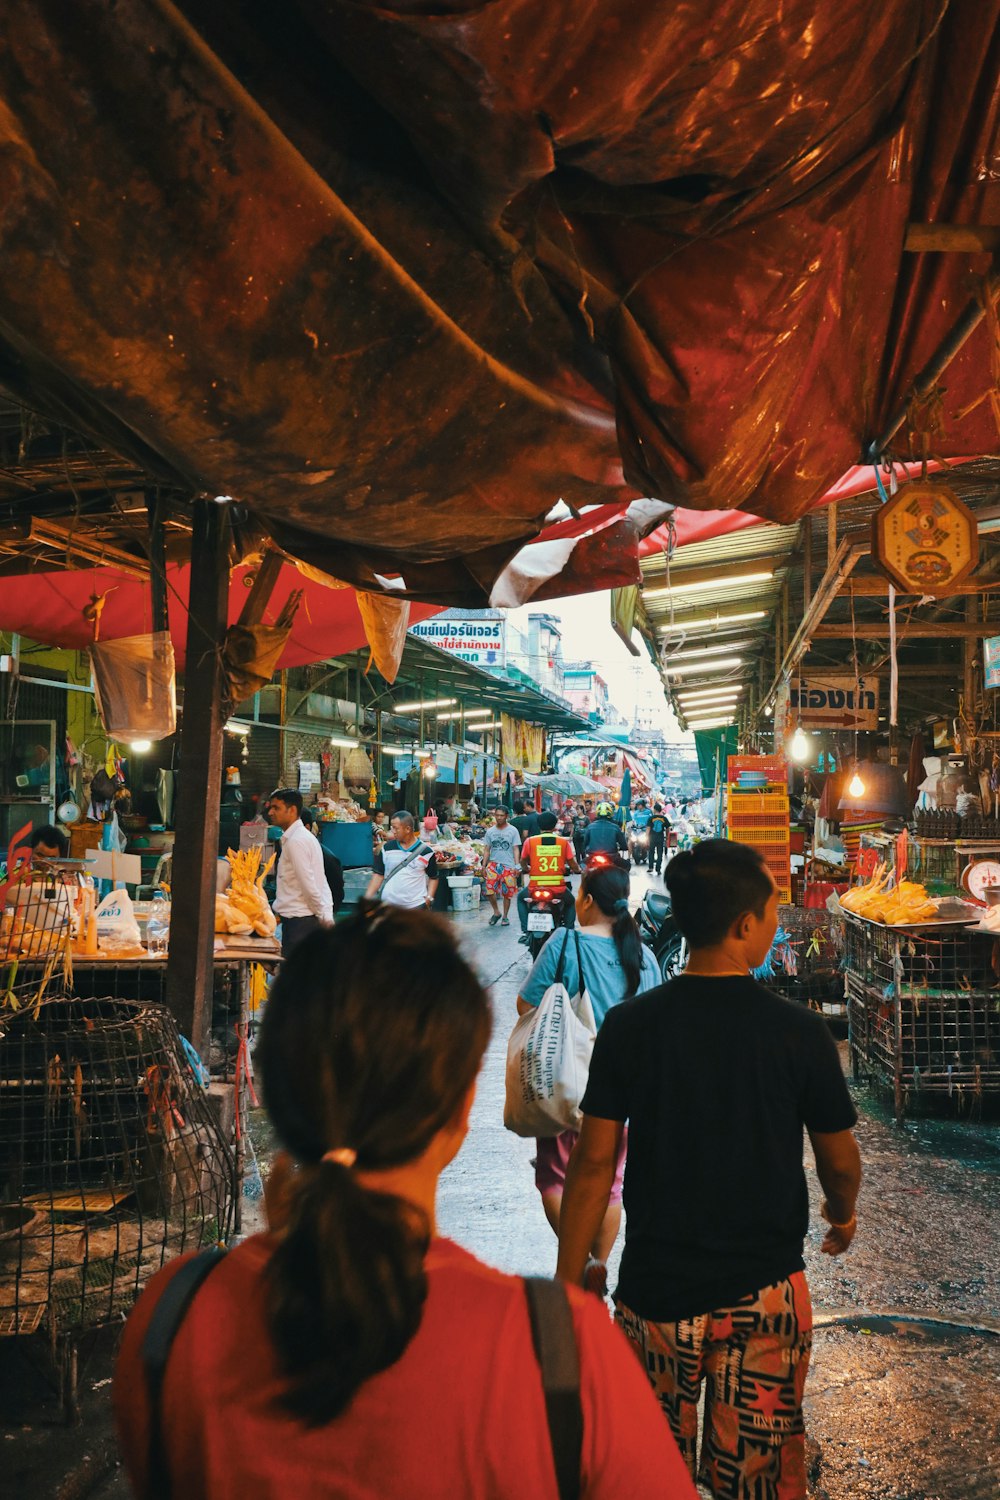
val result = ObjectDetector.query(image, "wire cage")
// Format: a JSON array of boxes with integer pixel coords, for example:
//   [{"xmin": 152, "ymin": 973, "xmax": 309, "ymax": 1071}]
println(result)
[
  {"xmin": 0, "ymin": 875, "xmax": 74, "ymax": 1017},
  {"xmin": 754, "ymin": 906, "xmax": 846, "ymax": 1023},
  {"xmin": 0, "ymin": 995, "xmax": 234, "ymax": 1344},
  {"xmin": 843, "ymin": 914, "xmax": 1000, "ymax": 1118}
]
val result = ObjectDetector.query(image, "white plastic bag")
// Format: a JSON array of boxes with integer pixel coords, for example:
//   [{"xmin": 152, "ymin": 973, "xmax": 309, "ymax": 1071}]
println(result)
[
  {"xmin": 94, "ymin": 888, "xmax": 143, "ymax": 951},
  {"xmin": 503, "ymin": 934, "xmax": 597, "ymax": 1138}
]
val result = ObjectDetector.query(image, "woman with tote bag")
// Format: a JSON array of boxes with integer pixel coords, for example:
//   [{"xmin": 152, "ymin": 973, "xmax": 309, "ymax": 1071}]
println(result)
[{"xmin": 515, "ymin": 865, "xmax": 661, "ymax": 1296}]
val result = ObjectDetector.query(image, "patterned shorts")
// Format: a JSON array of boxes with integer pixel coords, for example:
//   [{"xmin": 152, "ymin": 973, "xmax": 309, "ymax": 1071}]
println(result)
[
  {"xmin": 484, "ymin": 862, "xmax": 518, "ymax": 897},
  {"xmin": 616, "ymin": 1273, "xmax": 812, "ymax": 1500}
]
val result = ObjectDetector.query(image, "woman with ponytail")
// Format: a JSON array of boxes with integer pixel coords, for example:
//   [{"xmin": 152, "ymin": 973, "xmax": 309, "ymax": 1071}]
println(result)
[
  {"xmin": 115, "ymin": 907, "xmax": 693, "ymax": 1500},
  {"xmin": 517, "ymin": 865, "xmax": 661, "ymax": 1295}
]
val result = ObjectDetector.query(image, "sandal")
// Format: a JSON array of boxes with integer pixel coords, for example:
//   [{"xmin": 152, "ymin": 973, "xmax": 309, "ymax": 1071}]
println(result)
[
  {"xmin": 489, "ymin": 913, "xmax": 501, "ymax": 926},
  {"xmin": 500, "ymin": 917, "xmax": 510, "ymax": 926},
  {"xmin": 583, "ymin": 1258, "xmax": 608, "ymax": 1300}
]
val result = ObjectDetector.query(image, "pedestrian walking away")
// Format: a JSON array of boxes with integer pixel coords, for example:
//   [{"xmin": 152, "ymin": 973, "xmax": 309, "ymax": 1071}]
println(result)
[
  {"xmin": 482, "ymin": 805, "xmax": 521, "ymax": 926},
  {"xmin": 268, "ymin": 788, "xmax": 333, "ymax": 955},
  {"xmin": 648, "ymin": 803, "xmax": 670, "ymax": 875},
  {"xmin": 365, "ymin": 810, "xmax": 439, "ymax": 909},
  {"xmin": 518, "ymin": 864, "xmax": 660, "ymax": 1296},
  {"xmin": 114, "ymin": 909, "xmax": 697, "ymax": 1500},
  {"xmin": 557, "ymin": 839, "xmax": 861, "ymax": 1500}
]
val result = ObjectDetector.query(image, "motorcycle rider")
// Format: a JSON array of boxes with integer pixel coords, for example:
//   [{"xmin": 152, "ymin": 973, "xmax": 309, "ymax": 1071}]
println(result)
[
  {"xmin": 627, "ymin": 800, "xmax": 652, "ymax": 866},
  {"xmin": 518, "ymin": 810, "xmax": 581, "ymax": 942},
  {"xmin": 583, "ymin": 801, "xmax": 630, "ymax": 865}
]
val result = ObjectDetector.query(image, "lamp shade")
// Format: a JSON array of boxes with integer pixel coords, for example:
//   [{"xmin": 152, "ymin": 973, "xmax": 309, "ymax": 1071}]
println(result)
[{"xmin": 838, "ymin": 761, "xmax": 911, "ymax": 818}]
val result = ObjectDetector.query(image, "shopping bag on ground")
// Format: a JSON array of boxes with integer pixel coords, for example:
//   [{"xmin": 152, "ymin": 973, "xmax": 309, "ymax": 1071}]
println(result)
[{"xmin": 504, "ymin": 931, "xmax": 597, "ymax": 1138}]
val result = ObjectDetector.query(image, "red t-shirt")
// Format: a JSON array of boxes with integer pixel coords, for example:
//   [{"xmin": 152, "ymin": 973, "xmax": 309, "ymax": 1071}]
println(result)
[{"xmin": 115, "ymin": 1235, "xmax": 695, "ymax": 1500}]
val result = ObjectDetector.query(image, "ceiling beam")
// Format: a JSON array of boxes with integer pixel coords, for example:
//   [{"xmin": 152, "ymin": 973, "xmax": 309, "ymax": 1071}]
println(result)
[
  {"xmin": 813, "ymin": 622, "xmax": 988, "ymax": 639},
  {"xmin": 837, "ymin": 573, "xmax": 1000, "ymax": 597}
]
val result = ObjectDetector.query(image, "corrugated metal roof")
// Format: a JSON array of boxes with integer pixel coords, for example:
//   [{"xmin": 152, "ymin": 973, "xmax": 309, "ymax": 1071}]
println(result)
[{"xmin": 640, "ymin": 521, "xmax": 798, "ymax": 577}]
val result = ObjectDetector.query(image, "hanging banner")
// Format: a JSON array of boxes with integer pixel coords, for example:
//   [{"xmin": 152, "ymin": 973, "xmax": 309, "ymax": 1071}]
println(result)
[
  {"xmin": 500, "ymin": 713, "xmax": 545, "ymax": 773},
  {"xmin": 409, "ymin": 615, "xmax": 506, "ymax": 667},
  {"xmin": 984, "ymin": 636, "xmax": 1000, "ymax": 690},
  {"xmin": 790, "ymin": 674, "xmax": 879, "ymax": 729}
]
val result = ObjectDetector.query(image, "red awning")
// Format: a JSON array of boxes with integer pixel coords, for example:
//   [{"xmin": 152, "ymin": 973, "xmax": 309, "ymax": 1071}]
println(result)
[{"xmin": 2, "ymin": 564, "xmax": 439, "ymax": 670}]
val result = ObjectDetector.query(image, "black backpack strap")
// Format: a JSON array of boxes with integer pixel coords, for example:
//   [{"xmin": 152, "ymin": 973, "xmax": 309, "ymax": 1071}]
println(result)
[
  {"xmin": 524, "ymin": 1277, "xmax": 583, "ymax": 1500},
  {"xmin": 141, "ymin": 1248, "xmax": 227, "ymax": 1500}
]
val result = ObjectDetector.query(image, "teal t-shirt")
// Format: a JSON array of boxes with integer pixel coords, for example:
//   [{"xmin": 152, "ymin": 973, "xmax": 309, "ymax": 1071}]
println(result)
[{"xmin": 521, "ymin": 928, "xmax": 661, "ymax": 1028}]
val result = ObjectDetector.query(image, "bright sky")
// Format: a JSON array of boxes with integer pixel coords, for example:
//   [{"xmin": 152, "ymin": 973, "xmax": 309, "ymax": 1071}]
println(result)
[{"xmin": 509, "ymin": 591, "xmax": 690, "ymax": 740}]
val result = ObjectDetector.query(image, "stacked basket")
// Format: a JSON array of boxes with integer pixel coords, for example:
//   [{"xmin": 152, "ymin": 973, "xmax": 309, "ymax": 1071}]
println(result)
[{"xmin": 727, "ymin": 755, "xmax": 791, "ymax": 903}]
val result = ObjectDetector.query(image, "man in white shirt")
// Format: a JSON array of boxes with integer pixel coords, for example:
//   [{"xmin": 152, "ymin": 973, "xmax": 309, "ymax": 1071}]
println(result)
[
  {"xmin": 268, "ymin": 788, "xmax": 333, "ymax": 954},
  {"xmin": 365, "ymin": 811, "xmax": 439, "ymax": 910}
]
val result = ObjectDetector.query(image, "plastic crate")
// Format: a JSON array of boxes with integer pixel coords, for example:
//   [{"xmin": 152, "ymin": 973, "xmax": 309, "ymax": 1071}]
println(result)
[
  {"xmin": 729, "ymin": 825, "xmax": 791, "ymax": 847},
  {"xmin": 728, "ymin": 755, "xmax": 787, "ymax": 783}
]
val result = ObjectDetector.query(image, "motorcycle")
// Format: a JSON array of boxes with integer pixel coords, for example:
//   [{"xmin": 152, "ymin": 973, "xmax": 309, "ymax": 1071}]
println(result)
[
  {"xmin": 638, "ymin": 886, "xmax": 687, "ymax": 984},
  {"xmin": 628, "ymin": 827, "xmax": 650, "ymax": 867},
  {"xmin": 584, "ymin": 848, "xmax": 632, "ymax": 874},
  {"xmin": 523, "ymin": 883, "xmax": 573, "ymax": 959}
]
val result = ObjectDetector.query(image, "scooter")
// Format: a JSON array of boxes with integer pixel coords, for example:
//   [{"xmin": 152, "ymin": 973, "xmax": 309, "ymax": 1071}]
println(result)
[
  {"xmin": 637, "ymin": 886, "xmax": 687, "ymax": 984},
  {"xmin": 585, "ymin": 849, "xmax": 632, "ymax": 874},
  {"xmin": 523, "ymin": 883, "xmax": 573, "ymax": 959},
  {"xmin": 628, "ymin": 828, "xmax": 650, "ymax": 867}
]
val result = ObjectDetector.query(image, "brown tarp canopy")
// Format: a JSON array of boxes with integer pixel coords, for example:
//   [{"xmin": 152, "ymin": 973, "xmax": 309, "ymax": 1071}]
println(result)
[{"xmin": 0, "ymin": 1, "xmax": 998, "ymax": 604}]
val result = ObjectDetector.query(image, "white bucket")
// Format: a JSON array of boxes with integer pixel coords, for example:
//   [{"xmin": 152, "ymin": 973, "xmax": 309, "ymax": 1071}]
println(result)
[
  {"xmin": 447, "ymin": 874, "xmax": 474, "ymax": 889},
  {"xmin": 451, "ymin": 886, "xmax": 479, "ymax": 911}
]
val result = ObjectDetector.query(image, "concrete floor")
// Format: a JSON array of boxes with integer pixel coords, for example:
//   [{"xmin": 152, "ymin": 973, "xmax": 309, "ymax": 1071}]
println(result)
[{"xmin": 5, "ymin": 865, "xmax": 1000, "ymax": 1498}]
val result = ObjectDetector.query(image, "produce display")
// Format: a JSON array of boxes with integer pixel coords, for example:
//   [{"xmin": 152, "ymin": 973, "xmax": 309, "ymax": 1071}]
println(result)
[
  {"xmin": 216, "ymin": 846, "xmax": 277, "ymax": 938},
  {"xmin": 839, "ymin": 864, "xmax": 938, "ymax": 924}
]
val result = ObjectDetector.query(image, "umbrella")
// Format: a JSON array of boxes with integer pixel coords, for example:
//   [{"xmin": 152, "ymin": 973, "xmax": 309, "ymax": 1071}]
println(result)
[
  {"xmin": 525, "ymin": 772, "xmax": 604, "ymax": 797},
  {"xmin": 618, "ymin": 765, "xmax": 632, "ymax": 826}
]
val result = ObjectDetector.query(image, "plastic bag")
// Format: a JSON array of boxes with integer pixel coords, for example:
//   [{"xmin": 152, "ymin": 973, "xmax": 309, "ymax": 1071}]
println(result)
[
  {"xmin": 91, "ymin": 631, "xmax": 177, "ymax": 740},
  {"xmin": 503, "ymin": 946, "xmax": 597, "ymax": 1138},
  {"xmin": 94, "ymin": 888, "xmax": 143, "ymax": 952}
]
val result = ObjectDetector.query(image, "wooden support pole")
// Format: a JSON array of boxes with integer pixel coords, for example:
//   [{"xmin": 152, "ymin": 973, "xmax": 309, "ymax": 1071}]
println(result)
[
  {"xmin": 166, "ymin": 498, "xmax": 231, "ymax": 1051},
  {"xmin": 964, "ymin": 594, "xmax": 978, "ymax": 712},
  {"xmin": 237, "ymin": 547, "xmax": 284, "ymax": 627},
  {"xmin": 803, "ymin": 519, "xmax": 812, "ymax": 613},
  {"xmin": 145, "ymin": 490, "xmax": 169, "ymax": 635},
  {"xmin": 826, "ymin": 503, "xmax": 838, "ymax": 569}
]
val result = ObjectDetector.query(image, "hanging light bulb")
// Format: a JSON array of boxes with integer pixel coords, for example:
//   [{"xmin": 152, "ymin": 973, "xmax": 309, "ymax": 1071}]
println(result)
[
  {"xmin": 789, "ymin": 725, "xmax": 810, "ymax": 763},
  {"xmin": 848, "ymin": 769, "xmax": 866, "ymax": 799}
]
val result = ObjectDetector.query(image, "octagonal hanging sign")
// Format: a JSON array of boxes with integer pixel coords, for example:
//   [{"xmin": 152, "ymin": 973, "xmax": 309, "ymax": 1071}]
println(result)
[{"xmin": 871, "ymin": 481, "xmax": 978, "ymax": 595}]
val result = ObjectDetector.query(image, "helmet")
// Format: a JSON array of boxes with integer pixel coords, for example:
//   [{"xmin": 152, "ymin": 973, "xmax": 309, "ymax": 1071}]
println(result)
[{"xmin": 596, "ymin": 801, "xmax": 614, "ymax": 818}]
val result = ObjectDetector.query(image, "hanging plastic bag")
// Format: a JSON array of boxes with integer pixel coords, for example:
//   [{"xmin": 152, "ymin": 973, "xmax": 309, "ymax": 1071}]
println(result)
[
  {"xmin": 503, "ymin": 933, "xmax": 597, "ymax": 1138},
  {"xmin": 91, "ymin": 631, "xmax": 177, "ymax": 740},
  {"xmin": 94, "ymin": 888, "xmax": 143, "ymax": 953}
]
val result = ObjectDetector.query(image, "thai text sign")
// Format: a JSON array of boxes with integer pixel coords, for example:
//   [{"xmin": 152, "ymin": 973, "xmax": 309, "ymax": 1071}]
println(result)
[
  {"xmin": 409, "ymin": 615, "xmax": 505, "ymax": 667},
  {"xmin": 790, "ymin": 675, "xmax": 879, "ymax": 729},
  {"xmin": 984, "ymin": 636, "xmax": 1000, "ymax": 691}
]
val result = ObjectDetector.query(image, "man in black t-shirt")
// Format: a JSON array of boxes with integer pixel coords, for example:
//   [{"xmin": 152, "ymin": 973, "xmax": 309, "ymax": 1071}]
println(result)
[
  {"xmin": 511, "ymin": 800, "xmax": 541, "ymax": 842},
  {"xmin": 557, "ymin": 839, "xmax": 860, "ymax": 1496},
  {"xmin": 648, "ymin": 802, "xmax": 670, "ymax": 875}
]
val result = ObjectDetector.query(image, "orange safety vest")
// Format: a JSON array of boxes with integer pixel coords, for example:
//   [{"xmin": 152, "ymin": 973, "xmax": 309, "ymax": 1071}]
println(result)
[{"xmin": 526, "ymin": 834, "xmax": 571, "ymax": 889}]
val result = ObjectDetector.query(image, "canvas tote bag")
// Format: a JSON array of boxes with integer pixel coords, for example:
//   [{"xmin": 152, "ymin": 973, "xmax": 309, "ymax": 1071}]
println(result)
[{"xmin": 504, "ymin": 931, "xmax": 597, "ymax": 1138}]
